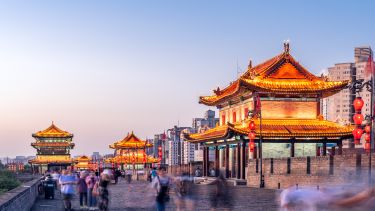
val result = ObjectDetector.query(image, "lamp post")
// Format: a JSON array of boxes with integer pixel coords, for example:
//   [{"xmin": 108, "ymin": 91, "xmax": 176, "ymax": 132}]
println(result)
[
  {"xmin": 248, "ymin": 93, "xmax": 264, "ymax": 188},
  {"xmin": 349, "ymin": 80, "xmax": 373, "ymax": 185}
]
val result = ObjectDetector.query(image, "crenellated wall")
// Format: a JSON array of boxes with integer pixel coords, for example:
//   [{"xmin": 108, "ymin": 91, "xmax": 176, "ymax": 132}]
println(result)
[
  {"xmin": 247, "ymin": 152, "xmax": 375, "ymax": 189},
  {"xmin": 0, "ymin": 178, "xmax": 40, "ymax": 211}
]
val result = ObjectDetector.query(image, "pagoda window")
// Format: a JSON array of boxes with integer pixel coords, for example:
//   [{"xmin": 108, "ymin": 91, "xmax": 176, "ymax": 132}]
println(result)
[
  {"xmin": 233, "ymin": 112, "xmax": 236, "ymax": 123},
  {"xmin": 221, "ymin": 115, "xmax": 226, "ymax": 125}
]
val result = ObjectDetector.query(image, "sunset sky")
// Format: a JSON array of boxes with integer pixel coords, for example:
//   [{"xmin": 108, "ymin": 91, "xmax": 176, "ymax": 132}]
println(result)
[{"xmin": 1, "ymin": 0, "xmax": 375, "ymax": 157}]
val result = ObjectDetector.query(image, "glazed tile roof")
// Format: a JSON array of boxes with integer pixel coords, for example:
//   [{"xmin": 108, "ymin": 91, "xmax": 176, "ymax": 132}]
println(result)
[
  {"xmin": 199, "ymin": 46, "xmax": 348, "ymax": 106},
  {"xmin": 184, "ymin": 118, "xmax": 353, "ymax": 143},
  {"xmin": 106, "ymin": 154, "xmax": 159, "ymax": 164},
  {"xmin": 32, "ymin": 123, "xmax": 73, "ymax": 138},
  {"xmin": 31, "ymin": 142, "xmax": 75, "ymax": 147},
  {"xmin": 109, "ymin": 131, "xmax": 153, "ymax": 149},
  {"xmin": 75, "ymin": 155, "xmax": 90, "ymax": 162},
  {"xmin": 28, "ymin": 157, "xmax": 74, "ymax": 164}
]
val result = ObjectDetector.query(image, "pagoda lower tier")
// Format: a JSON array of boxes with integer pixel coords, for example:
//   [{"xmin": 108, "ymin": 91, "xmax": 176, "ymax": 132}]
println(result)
[
  {"xmin": 185, "ymin": 118, "xmax": 353, "ymax": 143},
  {"xmin": 184, "ymin": 118, "xmax": 353, "ymax": 180}
]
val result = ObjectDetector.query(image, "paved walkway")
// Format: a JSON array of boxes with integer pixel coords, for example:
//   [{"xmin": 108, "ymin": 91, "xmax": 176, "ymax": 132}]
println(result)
[{"xmin": 32, "ymin": 178, "xmax": 279, "ymax": 210}]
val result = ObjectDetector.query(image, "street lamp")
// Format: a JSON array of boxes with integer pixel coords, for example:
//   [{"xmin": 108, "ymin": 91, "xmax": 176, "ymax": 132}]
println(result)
[
  {"xmin": 248, "ymin": 93, "xmax": 264, "ymax": 188},
  {"xmin": 349, "ymin": 78, "xmax": 374, "ymax": 185}
]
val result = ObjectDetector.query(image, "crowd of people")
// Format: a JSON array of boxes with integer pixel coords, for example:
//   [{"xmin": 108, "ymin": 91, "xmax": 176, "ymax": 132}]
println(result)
[
  {"xmin": 44, "ymin": 168, "xmax": 112, "ymax": 211},
  {"xmin": 41, "ymin": 166, "xmax": 232, "ymax": 211}
]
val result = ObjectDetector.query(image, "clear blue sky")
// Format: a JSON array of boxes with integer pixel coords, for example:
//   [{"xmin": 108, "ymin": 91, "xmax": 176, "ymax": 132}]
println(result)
[{"xmin": 0, "ymin": 0, "xmax": 374, "ymax": 157}]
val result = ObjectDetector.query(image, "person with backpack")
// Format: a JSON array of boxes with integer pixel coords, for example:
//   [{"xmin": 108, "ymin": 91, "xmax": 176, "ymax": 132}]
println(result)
[
  {"xmin": 152, "ymin": 166, "xmax": 171, "ymax": 211},
  {"xmin": 59, "ymin": 169, "xmax": 77, "ymax": 211},
  {"xmin": 77, "ymin": 171, "xmax": 88, "ymax": 209},
  {"xmin": 98, "ymin": 173, "xmax": 110, "ymax": 211},
  {"xmin": 86, "ymin": 172, "xmax": 98, "ymax": 210}
]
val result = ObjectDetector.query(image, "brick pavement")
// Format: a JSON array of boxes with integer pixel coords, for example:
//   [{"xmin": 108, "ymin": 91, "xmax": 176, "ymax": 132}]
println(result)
[{"xmin": 31, "ymin": 178, "xmax": 279, "ymax": 211}]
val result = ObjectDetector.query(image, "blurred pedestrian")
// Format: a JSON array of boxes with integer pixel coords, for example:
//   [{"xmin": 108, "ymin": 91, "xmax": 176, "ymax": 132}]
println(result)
[
  {"xmin": 86, "ymin": 172, "xmax": 98, "ymax": 210},
  {"xmin": 195, "ymin": 167, "xmax": 201, "ymax": 177},
  {"xmin": 98, "ymin": 173, "xmax": 110, "ymax": 211},
  {"xmin": 209, "ymin": 173, "xmax": 232, "ymax": 211},
  {"xmin": 152, "ymin": 166, "xmax": 171, "ymax": 211},
  {"xmin": 77, "ymin": 171, "xmax": 88, "ymax": 209},
  {"xmin": 125, "ymin": 169, "xmax": 132, "ymax": 183},
  {"xmin": 114, "ymin": 169, "xmax": 121, "ymax": 184},
  {"xmin": 174, "ymin": 171, "xmax": 195, "ymax": 211},
  {"xmin": 59, "ymin": 169, "xmax": 77, "ymax": 211}
]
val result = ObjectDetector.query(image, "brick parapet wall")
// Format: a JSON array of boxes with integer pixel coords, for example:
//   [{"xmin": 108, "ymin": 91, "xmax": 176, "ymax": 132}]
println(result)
[
  {"xmin": 247, "ymin": 153, "xmax": 375, "ymax": 189},
  {"xmin": 0, "ymin": 178, "xmax": 40, "ymax": 211}
]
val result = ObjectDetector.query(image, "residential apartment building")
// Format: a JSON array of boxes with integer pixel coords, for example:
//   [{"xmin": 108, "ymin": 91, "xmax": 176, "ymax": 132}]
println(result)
[{"xmin": 323, "ymin": 46, "xmax": 374, "ymax": 147}]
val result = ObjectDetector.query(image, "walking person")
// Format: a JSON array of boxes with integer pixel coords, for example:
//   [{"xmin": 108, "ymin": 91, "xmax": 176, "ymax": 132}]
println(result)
[
  {"xmin": 77, "ymin": 171, "xmax": 88, "ymax": 209},
  {"xmin": 98, "ymin": 173, "xmax": 110, "ymax": 211},
  {"xmin": 152, "ymin": 166, "xmax": 171, "ymax": 211},
  {"xmin": 209, "ymin": 173, "xmax": 232, "ymax": 211},
  {"xmin": 59, "ymin": 169, "xmax": 77, "ymax": 211},
  {"xmin": 86, "ymin": 172, "xmax": 98, "ymax": 210}
]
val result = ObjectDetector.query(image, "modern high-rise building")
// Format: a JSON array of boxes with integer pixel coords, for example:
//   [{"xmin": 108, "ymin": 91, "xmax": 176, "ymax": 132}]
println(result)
[
  {"xmin": 324, "ymin": 63, "xmax": 355, "ymax": 124},
  {"xmin": 323, "ymin": 46, "xmax": 374, "ymax": 147},
  {"xmin": 324, "ymin": 46, "xmax": 373, "ymax": 124}
]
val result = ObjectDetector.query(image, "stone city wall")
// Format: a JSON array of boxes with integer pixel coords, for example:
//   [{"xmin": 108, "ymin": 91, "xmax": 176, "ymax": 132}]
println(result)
[
  {"xmin": 247, "ymin": 152, "xmax": 375, "ymax": 189},
  {"xmin": 0, "ymin": 178, "xmax": 40, "ymax": 211}
]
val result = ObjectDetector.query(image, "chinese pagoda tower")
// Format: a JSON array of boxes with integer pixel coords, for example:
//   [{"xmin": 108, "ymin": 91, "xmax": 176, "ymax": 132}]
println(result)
[
  {"xmin": 184, "ymin": 43, "xmax": 353, "ymax": 179},
  {"xmin": 108, "ymin": 131, "xmax": 158, "ymax": 170},
  {"xmin": 29, "ymin": 122, "xmax": 75, "ymax": 173}
]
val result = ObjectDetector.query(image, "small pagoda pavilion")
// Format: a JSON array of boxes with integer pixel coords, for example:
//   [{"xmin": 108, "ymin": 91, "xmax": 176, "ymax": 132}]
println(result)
[
  {"xmin": 107, "ymin": 132, "xmax": 159, "ymax": 170},
  {"xmin": 29, "ymin": 122, "xmax": 75, "ymax": 174},
  {"xmin": 74, "ymin": 155, "xmax": 91, "ymax": 170},
  {"xmin": 184, "ymin": 43, "xmax": 353, "ymax": 180}
]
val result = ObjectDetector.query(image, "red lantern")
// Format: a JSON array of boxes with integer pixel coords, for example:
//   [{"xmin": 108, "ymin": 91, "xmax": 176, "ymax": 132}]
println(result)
[
  {"xmin": 248, "ymin": 131, "xmax": 256, "ymax": 140},
  {"xmin": 365, "ymin": 142, "xmax": 371, "ymax": 150},
  {"xmin": 249, "ymin": 141, "xmax": 255, "ymax": 152},
  {"xmin": 249, "ymin": 120, "xmax": 255, "ymax": 131},
  {"xmin": 352, "ymin": 128, "xmax": 363, "ymax": 140},
  {"xmin": 365, "ymin": 133, "xmax": 371, "ymax": 142},
  {"xmin": 365, "ymin": 125, "xmax": 371, "ymax": 133},
  {"xmin": 353, "ymin": 97, "xmax": 364, "ymax": 112},
  {"xmin": 353, "ymin": 114, "xmax": 364, "ymax": 125}
]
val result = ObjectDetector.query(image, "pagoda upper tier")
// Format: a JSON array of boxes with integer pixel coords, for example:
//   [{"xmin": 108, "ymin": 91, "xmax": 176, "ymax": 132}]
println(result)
[
  {"xmin": 200, "ymin": 43, "xmax": 348, "ymax": 107},
  {"xmin": 109, "ymin": 131, "xmax": 153, "ymax": 149},
  {"xmin": 32, "ymin": 122, "xmax": 73, "ymax": 138}
]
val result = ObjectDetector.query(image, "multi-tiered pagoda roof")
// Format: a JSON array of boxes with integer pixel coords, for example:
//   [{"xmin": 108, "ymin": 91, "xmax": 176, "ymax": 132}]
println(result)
[
  {"xmin": 199, "ymin": 44, "xmax": 348, "ymax": 107},
  {"xmin": 186, "ymin": 43, "xmax": 353, "ymax": 143}
]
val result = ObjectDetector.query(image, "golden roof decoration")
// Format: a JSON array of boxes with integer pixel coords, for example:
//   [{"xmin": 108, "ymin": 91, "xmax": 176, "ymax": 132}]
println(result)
[
  {"xmin": 75, "ymin": 155, "xmax": 90, "ymax": 162},
  {"xmin": 199, "ymin": 43, "xmax": 349, "ymax": 106},
  {"xmin": 185, "ymin": 118, "xmax": 354, "ymax": 143},
  {"xmin": 106, "ymin": 154, "xmax": 159, "ymax": 164},
  {"xmin": 109, "ymin": 131, "xmax": 153, "ymax": 149},
  {"xmin": 33, "ymin": 122, "xmax": 73, "ymax": 138}
]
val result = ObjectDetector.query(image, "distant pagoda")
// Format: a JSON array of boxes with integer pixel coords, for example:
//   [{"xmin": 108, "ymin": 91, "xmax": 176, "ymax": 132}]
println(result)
[
  {"xmin": 74, "ymin": 155, "xmax": 90, "ymax": 170},
  {"xmin": 29, "ymin": 122, "xmax": 75, "ymax": 173},
  {"xmin": 107, "ymin": 131, "xmax": 158, "ymax": 170}
]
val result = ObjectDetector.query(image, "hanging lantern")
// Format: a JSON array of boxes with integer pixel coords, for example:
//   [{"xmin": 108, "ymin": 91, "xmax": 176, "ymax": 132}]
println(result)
[
  {"xmin": 365, "ymin": 142, "xmax": 371, "ymax": 151},
  {"xmin": 365, "ymin": 133, "xmax": 371, "ymax": 142},
  {"xmin": 248, "ymin": 131, "xmax": 256, "ymax": 140},
  {"xmin": 365, "ymin": 125, "xmax": 371, "ymax": 133},
  {"xmin": 353, "ymin": 97, "xmax": 364, "ymax": 112},
  {"xmin": 353, "ymin": 114, "xmax": 364, "ymax": 125},
  {"xmin": 249, "ymin": 120, "xmax": 256, "ymax": 131},
  {"xmin": 352, "ymin": 128, "xmax": 363, "ymax": 141},
  {"xmin": 249, "ymin": 140, "xmax": 255, "ymax": 152}
]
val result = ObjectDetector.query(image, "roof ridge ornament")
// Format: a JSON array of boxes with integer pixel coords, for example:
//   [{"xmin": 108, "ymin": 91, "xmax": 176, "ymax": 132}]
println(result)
[
  {"xmin": 283, "ymin": 40, "xmax": 290, "ymax": 54},
  {"xmin": 248, "ymin": 59, "xmax": 252, "ymax": 69}
]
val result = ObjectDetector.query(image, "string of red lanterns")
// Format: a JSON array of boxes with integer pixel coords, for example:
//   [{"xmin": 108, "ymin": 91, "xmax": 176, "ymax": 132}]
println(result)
[
  {"xmin": 352, "ymin": 96, "xmax": 371, "ymax": 149},
  {"xmin": 248, "ymin": 120, "xmax": 256, "ymax": 153},
  {"xmin": 352, "ymin": 97, "xmax": 364, "ymax": 144}
]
